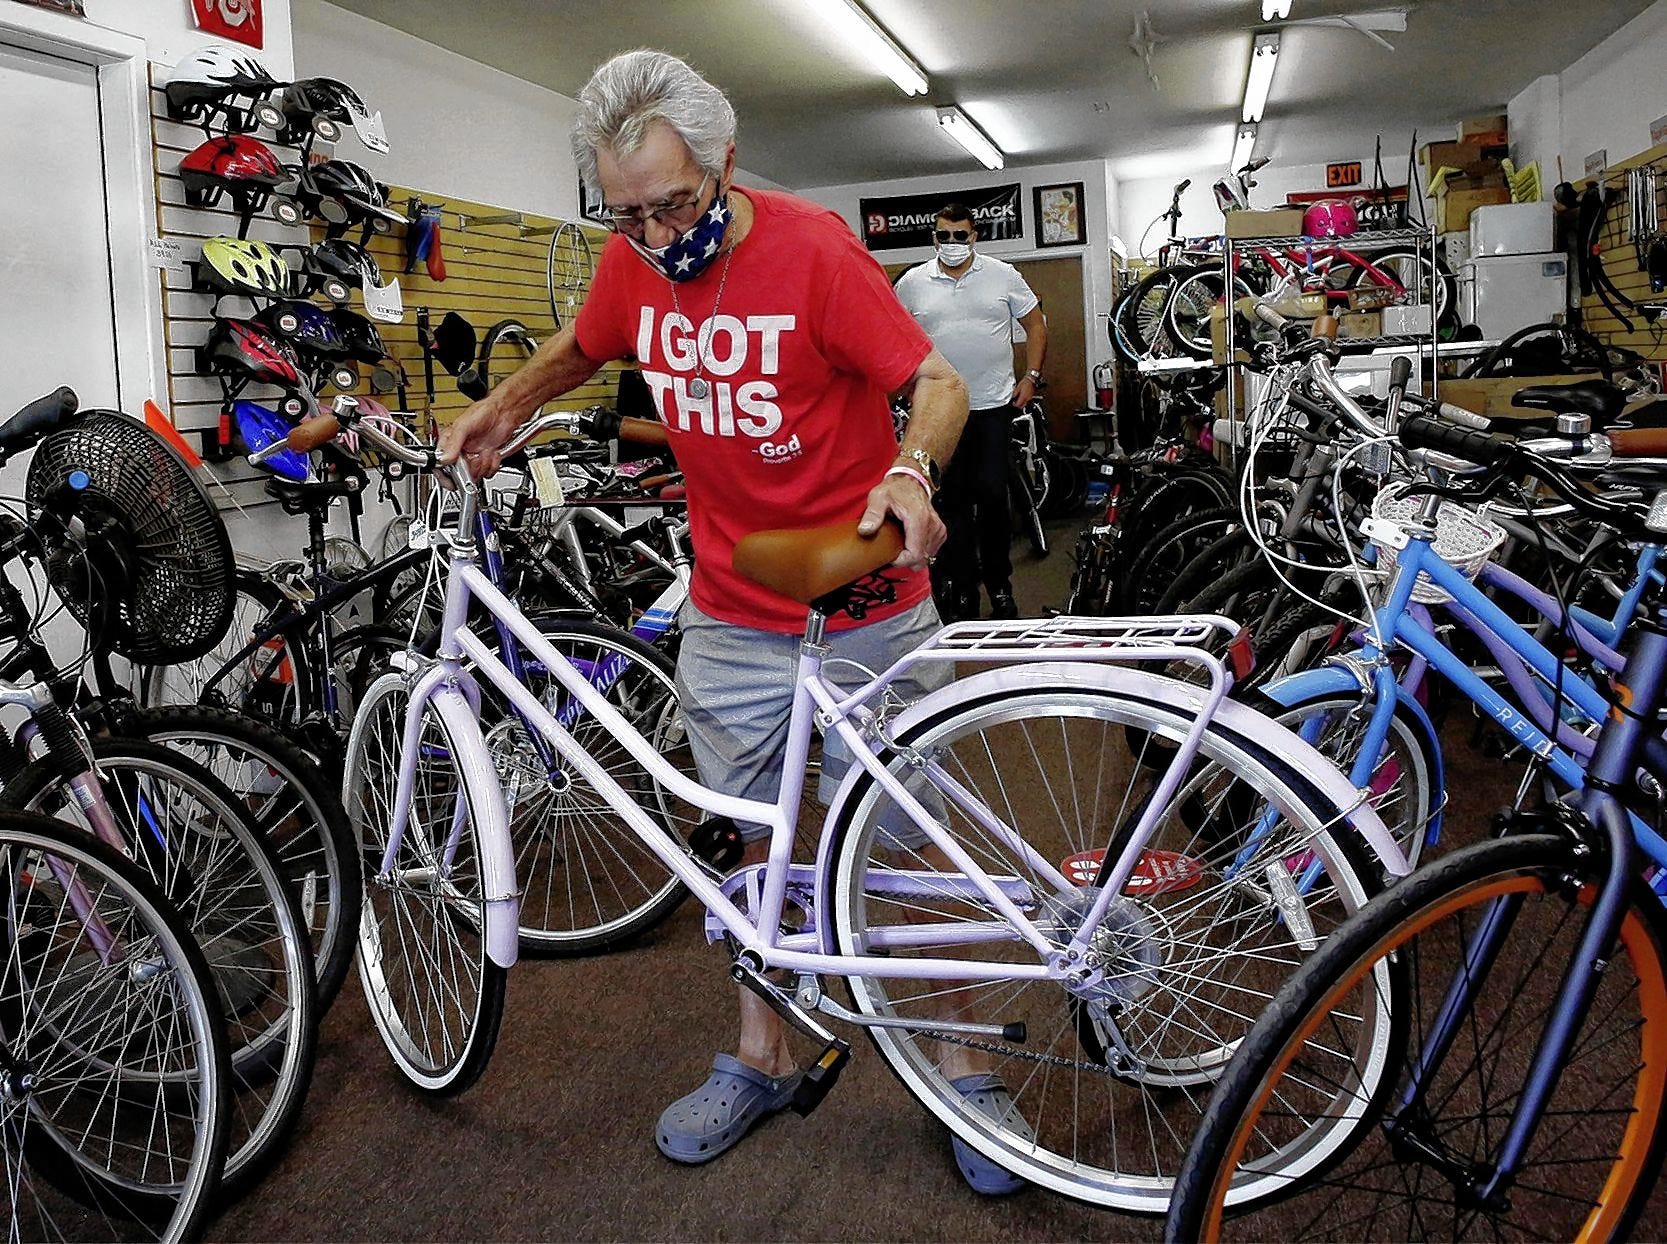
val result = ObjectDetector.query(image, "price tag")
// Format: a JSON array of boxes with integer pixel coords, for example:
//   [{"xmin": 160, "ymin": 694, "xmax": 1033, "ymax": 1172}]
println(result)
[
  {"xmin": 347, "ymin": 103, "xmax": 390, "ymax": 154},
  {"xmin": 360, "ymin": 266, "xmax": 404, "ymax": 322},
  {"xmin": 146, "ymin": 237, "xmax": 189, "ymax": 271},
  {"xmin": 529, "ymin": 457, "xmax": 565, "ymax": 508},
  {"xmin": 1585, "ymin": 149, "xmax": 1609, "ymax": 178}
]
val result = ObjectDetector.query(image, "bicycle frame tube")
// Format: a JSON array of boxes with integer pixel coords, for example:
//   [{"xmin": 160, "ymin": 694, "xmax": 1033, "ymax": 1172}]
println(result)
[{"xmin": 440, "ymin": 563, "xmax": 1070, "ymax": 980}]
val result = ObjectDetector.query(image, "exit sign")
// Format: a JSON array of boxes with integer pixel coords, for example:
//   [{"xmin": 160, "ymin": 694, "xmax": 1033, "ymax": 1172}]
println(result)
[{"xmin": 1326, "ymin": 161, "xmax": 1364, "ymax": 190}]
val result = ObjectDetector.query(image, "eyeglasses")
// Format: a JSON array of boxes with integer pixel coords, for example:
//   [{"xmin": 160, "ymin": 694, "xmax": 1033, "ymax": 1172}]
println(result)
[
  {"xmin": 602, "ymin": 173, "xmax": 712, "ymax": 238},
  {"xmin": 934, "ymin": 228, "xmax": 973, "ymax": 242}
]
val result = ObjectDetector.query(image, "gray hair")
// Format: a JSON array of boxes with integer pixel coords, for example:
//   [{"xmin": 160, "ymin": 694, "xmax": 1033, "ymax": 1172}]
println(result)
[{"xmin": 570, "ymin": 50, "xmax": 737, "ymax": 193}]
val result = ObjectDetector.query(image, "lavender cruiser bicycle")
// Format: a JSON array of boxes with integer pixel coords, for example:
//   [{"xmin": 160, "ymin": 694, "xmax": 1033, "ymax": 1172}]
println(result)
[{"xmin": 276, "ymin": 398, "xmax": 1407, "ymax": 1210}]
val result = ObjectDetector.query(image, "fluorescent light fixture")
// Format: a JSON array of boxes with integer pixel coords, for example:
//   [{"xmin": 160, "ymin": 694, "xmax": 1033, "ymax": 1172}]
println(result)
[
  {"xmin": 825, "ymin": 0, "xmax": 928, "ymax": 96},
  {"xmin": 1242, "ymin": 32, "xmax": 1281, "ymax": 123},
  {"xmin": 1261, "ymin": 0, "xmax": 1293, "ymax": 19},
  {"xmin": 1231, "ymin": 124, "xmax": 1259, "ymax": 172},
  {"xmin": 936, "ymin": 106, "xmax": 1005, "ymax": 170}
]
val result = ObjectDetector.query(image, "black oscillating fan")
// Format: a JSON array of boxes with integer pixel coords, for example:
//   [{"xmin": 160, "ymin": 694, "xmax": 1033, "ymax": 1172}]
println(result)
[{"xmin": 25, "ymin": 411, "xmax": 236, "ymax": 665}]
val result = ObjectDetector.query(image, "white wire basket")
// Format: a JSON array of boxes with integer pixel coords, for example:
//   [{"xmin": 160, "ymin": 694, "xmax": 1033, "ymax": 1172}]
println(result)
[{"xmin": 1369, "ymin": 487, "xmax": 1506, "ymax": 605}]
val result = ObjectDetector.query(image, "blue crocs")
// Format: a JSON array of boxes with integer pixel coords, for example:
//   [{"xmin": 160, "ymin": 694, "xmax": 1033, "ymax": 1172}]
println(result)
[
  {"xmin": 949, "ymin": 1073, "xmax": 1032, "ymax": 1195},
  {"xmin": 655, "ymin": 1053, "xmax": 803, "ymax": 1164}
]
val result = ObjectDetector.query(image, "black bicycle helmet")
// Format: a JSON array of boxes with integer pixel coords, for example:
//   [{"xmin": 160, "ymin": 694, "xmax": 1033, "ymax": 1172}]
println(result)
[
  {"xmin": 295, "ymin": 160, "xmax": 403, "ymax": 235},
  {"xmin": 163, "ymin": 44, "xmax": 285, "ymax": 133},
  {"xmin": 329, "ymin": 308, "xmax": 389, "ymax": 366},
  {"xmin": 299, "ymin": 239, "xmax": 380, "ymax": 304},
  {"xmin": 277, "ymin": 77, "xmax": 370, "ymax": 145}
]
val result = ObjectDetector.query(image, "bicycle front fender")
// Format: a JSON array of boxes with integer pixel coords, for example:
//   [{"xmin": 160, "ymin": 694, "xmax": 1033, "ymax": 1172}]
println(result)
[
  {"xmin": 813, "ymin": 661, "xmax": 1408, "ymax": 953},
  {"xmin": 412, "ymin": 670, "xmax": 519, "ymax": 970},
  {"xmin": 1260, "ymin": 663, "xmax": 1446, "ymax": 851}
]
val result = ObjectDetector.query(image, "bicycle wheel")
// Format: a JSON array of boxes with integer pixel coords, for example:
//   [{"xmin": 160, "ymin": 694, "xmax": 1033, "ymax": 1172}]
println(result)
[
  {"xmin": 1250, "ymin": 688, "xmax": 1440, "ymax": 870},
  {"xmin": 347, "ymin": 672, "xmax": 507, "ymax": 1094},
  {"xmin": 1165, "ymin": 267, "xmax": 1254, "ymax": 360},
  {"xmin": 1120, "ymin": 268, "xmax": 1187, "ymax": 360},
  {"xmin": 1168, "ymin": 833, "xmax": 1667, "ymax": 1240},
  {"xmin": 127, "ymin": 704, "xmax": 362, "ymax": 1011},
  {"xmin": 1009, "ymin": 471, "xmax": 1050, "ymax": 560},
  {"xmin": 1122, "ymin": 506, "xmax": 1246, "ymax": 614},
  {"xmin": 547, "ymin": 220, "xmax": 595, "ymax": 331},
  {"xmin": 471, "ymin": 619, "xmax": 700, "ymax": 956},
  {"xmin": 0, "ymin": 813, "xmax": 231, "ymax": 1242},
  {"xmin": 1341, "ymin": 246, "xmax": 1455, "ymax": 328},
  {"xmin": 3, "ymin": 741, "xmax": 318, "ymax": 1202},
  {"xmin": 826, "ymin": 669, "xmax": 1387, "ymax": 1212},
  {"xmin": 142, "ymin": 570, "xmax": 312, "ymax": 730}
]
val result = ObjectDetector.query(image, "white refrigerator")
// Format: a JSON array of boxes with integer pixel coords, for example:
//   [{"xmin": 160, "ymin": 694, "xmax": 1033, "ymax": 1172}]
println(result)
[{"xmin": 1461, "ymin": 254, "xmax": 1570, "ymax": 341}]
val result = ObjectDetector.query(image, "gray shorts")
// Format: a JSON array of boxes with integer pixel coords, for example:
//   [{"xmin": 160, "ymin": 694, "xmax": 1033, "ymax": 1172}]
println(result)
[{"xmin": 674, "ymin": 598, "xmax": 951, "ymax": 842}]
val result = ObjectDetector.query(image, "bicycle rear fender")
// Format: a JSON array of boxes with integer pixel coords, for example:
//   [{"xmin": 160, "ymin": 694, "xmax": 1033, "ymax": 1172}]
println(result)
[
  {"xmin": 813, "ymin": 662, "xmax": 1407, "ymax": 953},
  {"xmin": 407, "ymin": 667, "xmax": 520, "ymax": 970},
  {"xmin": 1260, "ymin": 663, "xmax": 1446, "ymax": 848}
]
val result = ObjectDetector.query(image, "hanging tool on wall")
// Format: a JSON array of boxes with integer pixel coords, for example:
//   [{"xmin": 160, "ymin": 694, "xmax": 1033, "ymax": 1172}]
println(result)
[{"xmin": 405, "ymin": 198, "xmax": 448, "ymax": 280}]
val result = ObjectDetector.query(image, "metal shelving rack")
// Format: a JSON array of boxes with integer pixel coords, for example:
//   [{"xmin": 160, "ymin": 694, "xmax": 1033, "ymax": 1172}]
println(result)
[{"xmin": 1220, "ymin": 223, "xmax": 1443, "ymax": 445}]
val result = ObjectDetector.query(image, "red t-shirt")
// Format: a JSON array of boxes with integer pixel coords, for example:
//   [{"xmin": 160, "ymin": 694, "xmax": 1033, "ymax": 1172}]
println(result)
[{"xmin": 574, "ymin": 187, "xmax": 933, "ymax": 633}]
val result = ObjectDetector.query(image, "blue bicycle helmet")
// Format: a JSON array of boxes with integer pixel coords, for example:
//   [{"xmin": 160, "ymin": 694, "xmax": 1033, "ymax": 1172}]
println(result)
[{"xmin": 233, "ymin": 400, "xmax": 308, "ymax": 483}]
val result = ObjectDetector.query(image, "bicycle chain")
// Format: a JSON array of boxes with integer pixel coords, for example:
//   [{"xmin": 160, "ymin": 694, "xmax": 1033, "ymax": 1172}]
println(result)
[{"xmin": 915, "ymin": 1028, "xmax": 1126, "ymax": 1079}]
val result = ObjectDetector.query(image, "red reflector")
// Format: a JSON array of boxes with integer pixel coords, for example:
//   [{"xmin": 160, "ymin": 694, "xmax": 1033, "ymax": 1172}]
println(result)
[
  {"xmin": 1061, "ymin": 848, "xmax": 1203, "ymax": 894},
  {"xmin": 1228, "ymin": 627, "xmax": 1257, "ymax": 680}
]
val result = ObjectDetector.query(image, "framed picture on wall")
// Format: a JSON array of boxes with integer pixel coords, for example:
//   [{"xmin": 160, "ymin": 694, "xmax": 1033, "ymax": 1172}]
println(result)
[
  {"xmin": 1034, "ymin": 182, "xmax": 1086, "ymax": 248},
  {"xmin": 10, "ymin": 0, "xmax": 87, "ymax": 13},
  {"xmin": 579, "ymin": 180, "xmax": 608, "ymax": 226}
]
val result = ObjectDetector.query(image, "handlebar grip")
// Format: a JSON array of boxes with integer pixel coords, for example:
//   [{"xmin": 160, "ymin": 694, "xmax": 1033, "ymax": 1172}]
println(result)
[
  {"xmin": 286, "ymin": 414, "xmax": 341, "ymax": 452},
  {"xmin": 1311, "ymin": 315, "xmax": 1340, "ymax": 342},
  {"xmin": 1436, "ymin": 401, "xmax": 1491, "ymax": 431},
  {"xmin": 1607, "ymin": 427, "xmax": 1667, "ymax": 457},
  {"xmin": 1388, "ymin": 356, "xmax": 1413, "ymax": 395},
  {"xmin": 619, "ymin": 417, "xmax": 670, "ymax": 447},
  {"xmin": 1399, "ymin": 415, "xmax": 1513, "ymax": 467}
]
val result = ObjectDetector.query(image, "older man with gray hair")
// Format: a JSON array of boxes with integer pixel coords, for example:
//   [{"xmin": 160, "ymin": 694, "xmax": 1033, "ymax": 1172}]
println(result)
[{"xmin": 441, "ymin": 52, "xmax": 1028, "ymax": 1194}]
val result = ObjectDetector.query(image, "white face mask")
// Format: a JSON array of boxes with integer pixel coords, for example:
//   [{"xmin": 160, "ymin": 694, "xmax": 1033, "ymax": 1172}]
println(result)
[{"xmin": 937, "ymin": 241, "xmax": 972, "ymax": 267}]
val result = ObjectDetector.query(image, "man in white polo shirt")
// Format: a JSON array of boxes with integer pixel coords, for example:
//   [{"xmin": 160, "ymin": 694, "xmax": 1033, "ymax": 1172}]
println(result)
[{"xmin": 895, "ymin": 202, "xmax": 1047, "ymax": 620}]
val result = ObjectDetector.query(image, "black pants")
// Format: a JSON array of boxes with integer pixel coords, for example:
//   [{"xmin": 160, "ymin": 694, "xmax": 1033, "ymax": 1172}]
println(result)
[{"xmin": 937, "ymin": 404, "xmax": 1012, "ymax": 591}]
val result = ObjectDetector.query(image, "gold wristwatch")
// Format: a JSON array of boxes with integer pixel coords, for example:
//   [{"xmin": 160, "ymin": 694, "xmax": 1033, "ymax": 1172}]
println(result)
[{"xmin": 898, "ymin": 447, "xmax": 942, "ymax": 491}]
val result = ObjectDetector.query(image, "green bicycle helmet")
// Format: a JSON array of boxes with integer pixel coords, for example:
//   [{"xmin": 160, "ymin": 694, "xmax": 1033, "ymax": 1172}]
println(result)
[{"xmin": 198, "ymin": 236, "xmax": 290, "ymax": 297}]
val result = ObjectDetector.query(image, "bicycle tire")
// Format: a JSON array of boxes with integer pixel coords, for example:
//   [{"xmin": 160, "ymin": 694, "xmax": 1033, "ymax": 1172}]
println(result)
[
  {"xmin": 0, "ymin": 813, "xmax": 232, "ymax": 1242},
  {"xmin": 1122, "ymin": 506, "xmax": 1245, "ymax": 614},
  {"xmin": 1010, "ymin": 471, "xmax": 1050, "ymax": 560},
  {"xmin": 1168, "ymin": 833, "xmax": 1667, "ymax": 1240},
  {"xmin": 347, "ymin": 672, "xmax": 507, "ymax": 1095},
  {"xmin": 826, "ymin": 670, "xmax": 1387, "ymax": 1212},
  {"xmin": 2, "ymin": 741, "xmax": 318, "ymax": 1202},
  {"xmin": 126, "ymin": 704, "xmax": 362, "ymax": 1011},
  {"xmin": 1120, "ymin": 268, "xmax": 1189, "ymax": 361}
]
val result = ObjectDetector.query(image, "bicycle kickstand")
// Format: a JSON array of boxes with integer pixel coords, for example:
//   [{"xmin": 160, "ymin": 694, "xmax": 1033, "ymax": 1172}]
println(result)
[{"xmin": 729, "ymin": 954, "xmax": 851, "ymax": 1117}]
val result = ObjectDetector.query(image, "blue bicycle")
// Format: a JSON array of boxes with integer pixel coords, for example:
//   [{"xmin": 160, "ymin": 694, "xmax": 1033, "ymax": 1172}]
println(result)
[{"xmin": 1167, "ymin": 410, "xmax": 1667, "ymax": 1240}]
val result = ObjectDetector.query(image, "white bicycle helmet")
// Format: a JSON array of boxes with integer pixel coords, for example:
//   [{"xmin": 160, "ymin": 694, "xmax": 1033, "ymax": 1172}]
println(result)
[{"xmin": 163, "ymin": 44, "xmax": 285, "ymax": 133}]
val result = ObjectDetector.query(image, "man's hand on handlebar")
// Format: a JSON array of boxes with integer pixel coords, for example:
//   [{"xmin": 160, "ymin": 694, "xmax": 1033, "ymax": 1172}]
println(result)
[{"xmin": 438, "ymin": 395, "xmax": 526, "ymax": 480}]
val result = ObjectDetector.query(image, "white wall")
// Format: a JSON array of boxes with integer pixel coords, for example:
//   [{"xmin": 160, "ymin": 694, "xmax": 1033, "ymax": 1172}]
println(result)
[
  {"xmin": 82, "ymin": 0, "xmax": 294, "ymax": 76},
  {"xmin": 1509, "ymin": 0, "xmax": 1667, "ymax": 178},
  {"xmin": 799, "ymin": 158, "xmax": 1119, "ymax": 387}
]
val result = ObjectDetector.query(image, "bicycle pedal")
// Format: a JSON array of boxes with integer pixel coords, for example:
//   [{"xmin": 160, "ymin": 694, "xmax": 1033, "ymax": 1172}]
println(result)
[
  {"xmin": 690, "ymin": 816, "xmax": 744, "ymax": 872},
  {"xmin": 790, "ymin": 1038, "xmax": 851, "ymax": 1117}
]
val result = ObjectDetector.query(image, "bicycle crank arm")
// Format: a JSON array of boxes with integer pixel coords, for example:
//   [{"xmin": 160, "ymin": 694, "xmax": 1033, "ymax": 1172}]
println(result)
[
  {"xmin": 810, "ymin": 990, "xmax": 1027, "ymax": 1044},
  {"xmin": 730, "ymin": 956, "xmax": 850, "ymax": 1117}
]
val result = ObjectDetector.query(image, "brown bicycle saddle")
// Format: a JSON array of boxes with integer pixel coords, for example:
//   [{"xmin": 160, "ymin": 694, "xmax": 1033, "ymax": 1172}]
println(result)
[{"xmin": 732, "ymin": 519, "xmax": 906, "ymax": 605}]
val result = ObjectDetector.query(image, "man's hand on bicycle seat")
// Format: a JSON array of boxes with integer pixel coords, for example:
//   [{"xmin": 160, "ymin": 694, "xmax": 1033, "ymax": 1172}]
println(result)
[{"xmin": 859, "ymin": 472, "xmax": 946, "ymax": 570}]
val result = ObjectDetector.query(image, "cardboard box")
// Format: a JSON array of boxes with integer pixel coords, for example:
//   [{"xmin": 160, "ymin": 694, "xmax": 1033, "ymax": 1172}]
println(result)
[
  {"xmin": 1458, "ymin": 113, "xmax": 1509, "ymax": 146},
  {"xmin": 1438, "ymin": 374, "xmax": 1592, "ymax": 420},
  {"xmin": 1225, "ymin": 208, "xmax": 1306, "ymax": 239},
  {"xmin": 1340, "ymin": 311, "xmax": 1383, "ymax": 340},
  {"xmin": 1348, "ymin": 285, "xmax": 1401, "ymax": 312},
  {"xmin": 1420, "ymin": 139, "xmax": 1507, "ymax": 170},
  {"xmin": 1436, "ymin": 185, "xmax": 1512, "ymax": 233}
]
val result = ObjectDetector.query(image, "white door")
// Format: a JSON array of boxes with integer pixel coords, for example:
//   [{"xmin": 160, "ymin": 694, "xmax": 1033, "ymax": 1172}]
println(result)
[{"xmin": 0, "ymin": 40, "xmax": 121, "ymax": 414}]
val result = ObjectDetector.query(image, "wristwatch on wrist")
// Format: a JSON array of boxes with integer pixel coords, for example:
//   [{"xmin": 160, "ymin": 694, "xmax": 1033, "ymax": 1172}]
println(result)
[
  {"xmin": 1025, "ymin": 369, "xmax": 1043, "ymax": 382},
  {"xmin": 897, "ymin": 447, "xmax": 941, "ymax": 491}
]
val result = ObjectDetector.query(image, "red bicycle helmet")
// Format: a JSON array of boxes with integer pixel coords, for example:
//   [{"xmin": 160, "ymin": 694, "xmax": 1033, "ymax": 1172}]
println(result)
[
  {"xmin": 1303, "ymin": 199, "xmax": 1359, "ymax": 239},
  {"xmin": 196, "ymin": 317, "xmax": 300, "ymax": 386},
  {"xmin": 179, "ymin": 135, "xmax": 289, "ymax": 214}
]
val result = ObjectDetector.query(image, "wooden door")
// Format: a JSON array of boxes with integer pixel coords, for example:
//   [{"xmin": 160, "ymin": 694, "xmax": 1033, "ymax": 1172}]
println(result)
[
  {"xmin": 884, "ymin": 255, "xmax": 1087, "ymax": 441},
  {"xmin": 1010, "ymin": 255, "xmax": 1087, "ymax": 441}
]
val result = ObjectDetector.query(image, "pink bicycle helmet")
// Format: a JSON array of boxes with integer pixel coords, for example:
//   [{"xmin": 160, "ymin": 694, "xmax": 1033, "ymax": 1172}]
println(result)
[{"xmin": 1303, "ymin": 199, "xmax": 1359, "ymax": 239}]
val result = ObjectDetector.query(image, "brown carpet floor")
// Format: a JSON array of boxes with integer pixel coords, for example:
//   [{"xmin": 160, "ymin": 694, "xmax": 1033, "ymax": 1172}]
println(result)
[{"xmin": 211, "ymin": 529, "xmax": 1667, "ymax": 1241}]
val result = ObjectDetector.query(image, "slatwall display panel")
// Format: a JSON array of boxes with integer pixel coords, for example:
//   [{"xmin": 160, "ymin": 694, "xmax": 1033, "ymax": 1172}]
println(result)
[
  {"xmin": 150, "ymin": 70, "xmax": 312, "ymax": 510},
  {"xmin": 149, "ymin": 67, "xmax": 615, "ymax": 513},
  {"xmin": 369, "ymin": 186, "xmax": 615, "ymax": 430},
  {"xmin": 1579, "ymin": 142, "xmax": 1667, "ymax": 363}
]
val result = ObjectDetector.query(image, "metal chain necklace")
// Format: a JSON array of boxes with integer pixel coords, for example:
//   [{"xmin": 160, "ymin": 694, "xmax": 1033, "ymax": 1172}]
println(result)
[{"xmin": 668, "ymin": 242, "xmax": 736, "ymax": 401}]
